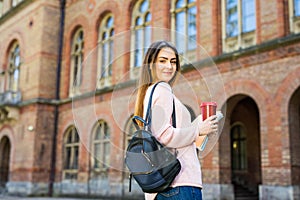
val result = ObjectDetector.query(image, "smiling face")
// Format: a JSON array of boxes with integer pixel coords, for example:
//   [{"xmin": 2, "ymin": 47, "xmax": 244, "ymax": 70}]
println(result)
[{"xmin": 151, "ymin": 47, "xmax": 177, "ymax": 83}]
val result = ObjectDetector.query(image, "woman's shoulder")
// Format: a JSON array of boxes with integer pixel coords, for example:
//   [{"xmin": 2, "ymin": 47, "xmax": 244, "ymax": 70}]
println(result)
[{"xmin": 148, "ymin": 81, "xmax": 172, "ymax": 93}]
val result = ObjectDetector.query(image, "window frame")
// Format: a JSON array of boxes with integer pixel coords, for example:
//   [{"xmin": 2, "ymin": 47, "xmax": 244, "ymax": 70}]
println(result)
[
  {"xmin": 69, "ymin": 28, "xmax": 84, "ymax": 97},
  {"xmin": 62, "ymin": 126, "xmax": 80, "ymax": 181},
  {"xmin": 221, "ymin": 0, "xmax": 256, "ymax": 53},
  {"xmin": 289, "ymin": 0, "xmax": 300, "ymax": 33},
  {"xmin": 130, "ymin": 0, "xmax": 152, "ymax": 79},
  {"xmin": 97, "ymin": 14, "xmax": 114, "ymax": 88},
  {"xmin": 171, "ymin": 0, "xmax": 197, "ymax": 60},
  {"xmin": 91, "ymin": 120, "xmax": 110, "ymax": 176},
  {"xmin": 7, "ymin": 42, "xmax": 20, "ymax": 92},
  {"xmin": 231, "ymin": 122, "xmax": 248, "ymax": 171}
]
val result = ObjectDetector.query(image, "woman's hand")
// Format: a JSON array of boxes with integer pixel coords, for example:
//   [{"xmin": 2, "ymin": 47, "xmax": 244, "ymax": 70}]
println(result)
[{"xmin": 199, "ymin": 115, "xmax": 218, "ymax": 136}]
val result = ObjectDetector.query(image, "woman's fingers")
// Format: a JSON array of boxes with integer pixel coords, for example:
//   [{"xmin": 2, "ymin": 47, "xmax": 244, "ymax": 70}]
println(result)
[
  {"xmin": 199, "ymin": 115, "xmax": 219, "ymax": 136},
  {"xmin": 207, "ymin": 115, "xmax": 218, "ymax": 133}
]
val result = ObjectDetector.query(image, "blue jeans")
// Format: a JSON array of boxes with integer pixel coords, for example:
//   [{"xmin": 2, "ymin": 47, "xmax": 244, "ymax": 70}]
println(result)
[{"xmin": 155, "ymin": 186, "xmax": 202, "ymax": 200}]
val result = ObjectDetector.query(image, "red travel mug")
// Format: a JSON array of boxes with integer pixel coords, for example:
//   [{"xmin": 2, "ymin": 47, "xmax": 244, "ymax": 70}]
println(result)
[
  {"xmin": 196, "ymin": 102, "xmax": 217, "ymax": 151},
  {"xmin": 200, "ymin": 102, "xmax": 217, "ymax": 120}
]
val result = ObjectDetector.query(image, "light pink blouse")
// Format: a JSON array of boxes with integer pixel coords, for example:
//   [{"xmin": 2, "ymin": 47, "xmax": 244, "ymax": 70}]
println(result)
[{"xmin": 143, "ymin": 82, "xmax": 203, "ymax": 200}]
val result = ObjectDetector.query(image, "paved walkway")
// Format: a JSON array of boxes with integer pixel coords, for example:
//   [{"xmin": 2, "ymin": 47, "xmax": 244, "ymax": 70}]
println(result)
[
  {"xmin": 0, "ymin": 195, "xmax": 142, "ymax": 200},
  {"xmin": 0, "ymin": 194, "xmax": 126, "ymax": 200},
  {"xmin": 0, "ymin": 197, "xmax": 112, "ymax": 200}
]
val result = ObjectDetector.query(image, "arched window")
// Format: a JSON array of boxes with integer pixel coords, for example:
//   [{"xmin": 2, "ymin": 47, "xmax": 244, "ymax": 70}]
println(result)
[
  {"xmin": 63, "ymin": 126, "xmax": 80, "ymax": 180},
  {"xmin": 70, "ymin": 28, "xmax": 84, "ymax": 96},
  {"xmin": 98, "ymin": 14, "xmax": 114, "ymax": 88},
  {"xmin": 7, "ymin": 42, "xmax": 20, "ymax": 92},
  {"xmin": 92, "ymin": 120, "xmax": 110, "ymax": 175},
  {"xmin": 131, "ymin": 0, "xmax": 151, "ymax": 71},
  {"xmin": 172, "ymin": 0, "xmax": 196, "ymax": 55},
  {"xmin": 231, "ymin": 123, "xmax": 247, "ymax": 170}
]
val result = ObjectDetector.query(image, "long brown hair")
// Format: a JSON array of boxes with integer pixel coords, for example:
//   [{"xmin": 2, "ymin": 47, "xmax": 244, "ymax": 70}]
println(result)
[{"xmin": 134, "ymin": 40, "xmax": 181, "ymax": 119}]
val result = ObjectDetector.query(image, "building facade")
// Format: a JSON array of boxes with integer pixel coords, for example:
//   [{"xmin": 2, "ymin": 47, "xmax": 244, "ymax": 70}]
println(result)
[{"xmin": 0, "ymin": 0, "xmax": 299, "ymax": 199}]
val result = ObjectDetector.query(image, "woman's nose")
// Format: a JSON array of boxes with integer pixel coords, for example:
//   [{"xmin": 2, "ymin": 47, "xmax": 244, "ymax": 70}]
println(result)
[{"xmin": 166, "ymin": 61, "xmax": 173, "ymax": 69}]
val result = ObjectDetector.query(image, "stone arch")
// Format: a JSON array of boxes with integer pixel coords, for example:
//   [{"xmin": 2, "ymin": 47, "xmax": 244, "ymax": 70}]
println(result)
[
  {"xmin": 217, "ymin": 80, "xmax": 268, "ymax": 198},
  {"xmin": 2, "ymin": 31, "xmax": 26, "ymax": 65},
  {"xmin": 274, "ymin": 67, "xmax": 300, "ymax": 185},
  {"xmin": 92, "ymin": 0, "xmax": 120, "ymax": 33}
]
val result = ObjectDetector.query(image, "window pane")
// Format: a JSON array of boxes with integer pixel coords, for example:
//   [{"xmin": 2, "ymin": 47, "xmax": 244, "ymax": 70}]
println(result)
[
  {"xmin": 94, "ymin": 143, "xmax": 101, "ymax": 168},
  {"xmin": 65, "ymin": 147, "xmax": 71, "ymax": 169},
  {"xmin": 295, "ymin": 0, "xmax": 300, "ymax": 16},
  {"xmin": 102, "ymin": 32, "xmax": 107, "ymax": 40},
  {"xmin": 95, "ymin": 130, "xmax": 101, "ymax": 140},
  {"xmin": 104, "ymin": 126, "xmax": 110, "ymax": 139},
  {"xmin": 73, "ymin": 146, "xmax": 79, "ymax": 169},
  {"xmin": 110, "ymin": 29, "xmax": 114, "ymax": 37},
  {"xmin": 134, "ymin": 29, "xmax": 143, "ymax": 66},
  {"xmin": 231, "ymin": 124, "xmax": 247, "ymax": 170},
  {"xmin": 176, "ymin": 0, "xmax": 185, "ymax": 9},
  {"xmin": 72, "ymin": 30, "xmax": 84, "ymax": 87},
  {"xmin": 14, "ymin": 46, "xmax": 20, "ymax": 67},
  {"xmin": 104, "ymin": 142, "xmax": 110, "ymax": 167},
  {"xmin": 188, "ymin": 6, "xmax": 197, "ymax": 50},
  {"xmin": 66, "ymin": 132, "xmax": 72, "ymax": 143},
  {"xmin": 8, "ymin": 44, "xmax": 20, "ymax": 91},
  {"xmin": 176, "ymin": 11, "xmax": 186, "ymax": 53},
  {"xmin": 73, "ymin": 130, "xmax": 79, "ymax": 142},
  {"xmin": 144, "ymin": 26, "xmax": 151, "ymax": 53},
  {"xmin": 106, "ymin": 16, "xmax": 113, "ymax": 28},
  {"xmin": 102, "ymin": 42, "xmax": 108, "ymax": 77},
  {"xmin": 109, "ymin": 40, "xmax": 113, "ymax": 76},
  {"xmin": 242, "ymin": 0, "xmax": 256, "ymax": 33},
  {"xmin": 132, "ymin": 0, "xmax": 151, "ymax": 68},
  {"xmin": 99, "ymin": 15, "xmax": 114, "ymax": 79},
  {"xmin": 232, "ymin": 141, "xmax": 239, "ymax": 169},
  {"xmin": 240, "ymin": 140, "xmax": 246, "ymax": 169},
  {"xmin": 226, "ymin": 0, "xmax": 238, "ymax": 37},
  {"xmin": 136, "ymin": 17, "xmax": 143, "ymax": 26},
  {"xmin": 146, "ymin": 12, "xmax": 151, "ymax": 22},
  {"xmin": 140, "ymin": 0, "xmax": 149, "ymax": 13}
]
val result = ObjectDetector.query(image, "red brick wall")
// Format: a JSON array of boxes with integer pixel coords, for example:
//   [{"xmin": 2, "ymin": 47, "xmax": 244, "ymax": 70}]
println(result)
[{"xmin": 0, "ymin": 0, "xmax": 300, "ymax": 197}]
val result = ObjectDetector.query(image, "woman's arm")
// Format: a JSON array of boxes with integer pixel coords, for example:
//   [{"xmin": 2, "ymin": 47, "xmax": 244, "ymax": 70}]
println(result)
[{"xmin": 148, "ymin": 82, "xmax": 201, "ymax": 148}]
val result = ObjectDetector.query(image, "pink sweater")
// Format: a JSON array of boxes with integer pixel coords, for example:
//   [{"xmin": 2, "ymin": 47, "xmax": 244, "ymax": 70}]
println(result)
[{"xmin": 143, "ymin": 82, "xmax": 203, "ymax": 200}]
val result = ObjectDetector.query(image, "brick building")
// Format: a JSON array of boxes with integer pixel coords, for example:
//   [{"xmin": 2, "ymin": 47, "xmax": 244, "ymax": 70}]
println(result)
[{"xmin": 0, "ymin": 0, "xmax": 299, "ymax": 199}]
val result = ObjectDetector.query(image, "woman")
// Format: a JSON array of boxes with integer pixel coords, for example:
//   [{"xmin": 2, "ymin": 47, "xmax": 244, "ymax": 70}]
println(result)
[{"xmin": 134, "ymin": 40, "xmax": 218, "ymax": 200}]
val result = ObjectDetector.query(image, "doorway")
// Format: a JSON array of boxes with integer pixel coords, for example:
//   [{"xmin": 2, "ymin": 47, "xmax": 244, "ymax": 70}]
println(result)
[
  {"xmin": 0, "ymin": 136, "xmax": 11, "ymax": 188},
  {"xmin": 289, "ymin": 87, "xmax": 300, "ymax": 186},
  {"xmin": 229, "ymin": 96, "xmax": 261, "ymax": 199}
]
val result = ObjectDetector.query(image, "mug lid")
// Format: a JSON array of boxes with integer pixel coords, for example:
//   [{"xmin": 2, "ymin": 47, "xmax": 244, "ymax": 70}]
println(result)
[{"xmin": 200, "ymin": 102, "xmax": 217, "ymax": 107}]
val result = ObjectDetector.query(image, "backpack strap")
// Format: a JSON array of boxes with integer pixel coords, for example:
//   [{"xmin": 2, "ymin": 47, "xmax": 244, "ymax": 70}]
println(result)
[
  {"xmin": 145, "ymin": 81, "xmax": 176, "ymax": 130},
  {"xmin": 132, "ymin": 115, "xmax": 147, "ymax": 130}
]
